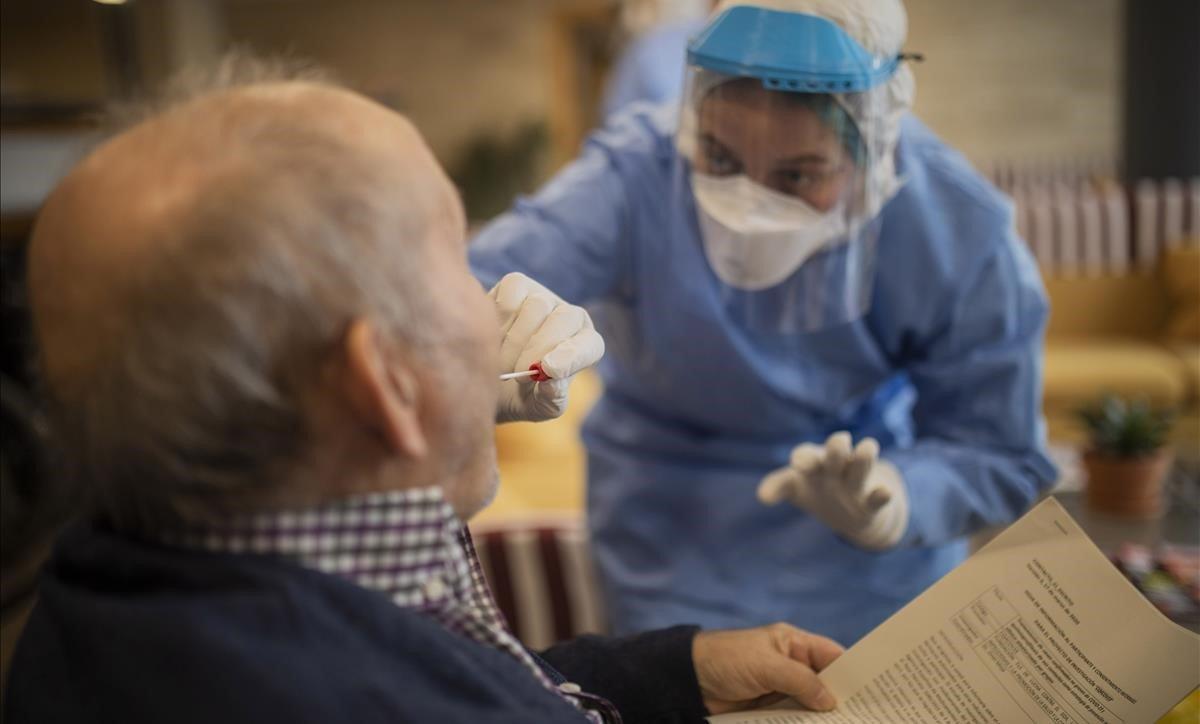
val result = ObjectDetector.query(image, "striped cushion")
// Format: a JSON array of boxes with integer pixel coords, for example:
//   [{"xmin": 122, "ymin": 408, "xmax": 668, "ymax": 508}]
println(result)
[{"xmin": 469, "ymin": 515, "xmax": 607, "ymax": 650}]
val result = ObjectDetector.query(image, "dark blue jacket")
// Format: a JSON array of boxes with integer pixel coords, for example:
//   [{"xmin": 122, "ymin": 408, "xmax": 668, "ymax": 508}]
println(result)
[{"xmin": 5, "ymin": 524, "xmax": 708, "ymax": 723}]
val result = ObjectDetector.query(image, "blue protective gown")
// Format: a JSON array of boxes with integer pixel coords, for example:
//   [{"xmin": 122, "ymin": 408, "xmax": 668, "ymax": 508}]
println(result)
[{"xmin": 469, "ymin": 104, "xmax": 1057, "ymax": 645}]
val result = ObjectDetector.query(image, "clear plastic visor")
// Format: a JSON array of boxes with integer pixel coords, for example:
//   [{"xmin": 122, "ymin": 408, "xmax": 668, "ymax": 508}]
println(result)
[{"xmin": 676, "ymin": 69, "xmax": 897, "ymax": 333}]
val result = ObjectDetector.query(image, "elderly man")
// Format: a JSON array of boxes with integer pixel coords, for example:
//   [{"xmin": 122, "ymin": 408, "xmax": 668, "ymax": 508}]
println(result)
[{"xmin": 4, "ymin": 71, "xmax": 844, "ymax": 723}]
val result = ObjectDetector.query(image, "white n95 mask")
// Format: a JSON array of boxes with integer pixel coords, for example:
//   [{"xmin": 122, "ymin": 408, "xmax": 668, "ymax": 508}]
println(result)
[{"xmin": 692, "ymin": 172, "xmax": 848, "ymax": 291}]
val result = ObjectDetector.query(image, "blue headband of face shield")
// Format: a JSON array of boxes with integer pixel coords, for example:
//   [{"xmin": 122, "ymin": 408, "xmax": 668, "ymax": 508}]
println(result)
[{"xmin": 687, "ymin": 6, "xmax": 900, "ymax": 92}]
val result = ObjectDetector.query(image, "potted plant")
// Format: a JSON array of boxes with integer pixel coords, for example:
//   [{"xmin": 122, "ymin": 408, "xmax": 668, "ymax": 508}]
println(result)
[{"xmin": 1077, "ymin": 395, "xmax": 1175, "ymax": 518}]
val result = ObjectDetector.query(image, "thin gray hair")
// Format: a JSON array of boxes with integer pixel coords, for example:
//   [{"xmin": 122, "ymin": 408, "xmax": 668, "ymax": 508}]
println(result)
[
  {"xmin": 44, "ymin": 53, "xmax": 445, "ymax": 531},
  {"xmin": 105, "ymin": 48, "xmax": 333, "ymax": 130}
]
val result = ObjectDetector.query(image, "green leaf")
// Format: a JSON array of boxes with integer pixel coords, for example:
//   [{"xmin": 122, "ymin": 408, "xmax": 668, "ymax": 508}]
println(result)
[{"xmin": 1075, "ymin": 393, "xmax": 1174, "ymax": 456}]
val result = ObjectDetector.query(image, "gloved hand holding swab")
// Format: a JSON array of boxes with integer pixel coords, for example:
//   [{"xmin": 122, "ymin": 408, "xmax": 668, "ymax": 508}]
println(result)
[{"xmin": 489, "ymin": 273, "xmax": 604, "ymax": 423}]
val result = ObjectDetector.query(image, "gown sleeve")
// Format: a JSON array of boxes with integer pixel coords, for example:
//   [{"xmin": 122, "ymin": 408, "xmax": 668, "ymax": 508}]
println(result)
[
  {"xmin": 885, "ymin": 224, "xmax": 1058, "ymax": 546},
  {"xmin": 468, "ymin": 117, "xmax": 651, "ymax": 305}
]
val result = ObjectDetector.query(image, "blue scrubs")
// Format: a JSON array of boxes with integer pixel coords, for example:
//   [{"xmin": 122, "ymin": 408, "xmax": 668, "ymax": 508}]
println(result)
[{"xmin": 469, "ymin": 105, "xmax": 1057, "ymax": 644}]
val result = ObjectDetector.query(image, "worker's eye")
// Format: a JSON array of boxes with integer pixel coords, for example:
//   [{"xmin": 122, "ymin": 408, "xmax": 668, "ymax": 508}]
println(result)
[
  {"xmin": 699, "ymin": 137, "xmax": 742, "ymax": 176},
  {"xmin": 773, "ymin": 169, "xmax": 821, "ymax": 192},
  {"xmin": 770, "ymin": 164, "xmax": 842, "ymax": 198}
]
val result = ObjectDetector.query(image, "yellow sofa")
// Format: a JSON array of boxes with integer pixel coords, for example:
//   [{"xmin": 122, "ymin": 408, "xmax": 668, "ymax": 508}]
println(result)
[{"xmin": 1041, "ymin": 245, "xmax": 1200, "ymax": 460}]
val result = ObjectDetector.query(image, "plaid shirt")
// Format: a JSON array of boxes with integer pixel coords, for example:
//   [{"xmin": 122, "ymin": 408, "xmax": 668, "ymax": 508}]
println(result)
[{"xmin": 164, "ymin": 487, "xmax": 612, "ymax": 722}]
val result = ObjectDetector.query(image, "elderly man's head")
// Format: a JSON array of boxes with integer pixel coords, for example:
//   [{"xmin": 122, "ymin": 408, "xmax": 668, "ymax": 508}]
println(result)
[{"xmin": 29, "ymin": 77, "xmax": 501, "ymax": 529}]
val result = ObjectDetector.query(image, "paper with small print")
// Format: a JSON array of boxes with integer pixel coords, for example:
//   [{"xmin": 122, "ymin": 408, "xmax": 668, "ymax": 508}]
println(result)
[{"xmin": 710, "ymin": 498, "xmax": 1199, "ymax": 723}]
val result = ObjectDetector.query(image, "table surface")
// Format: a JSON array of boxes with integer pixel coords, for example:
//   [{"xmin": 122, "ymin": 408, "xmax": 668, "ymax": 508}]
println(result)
[
  {"xmin": 1053, "ymin": 478, "xmax": 1200, "ymax": 634},
  {"xmin": 971, "ymin": 472, "xmax": 1200, "ymax": 552},
  {"xmin": 1052, "ymin": 489, "xmax": 1198, "ymax": 550},
  {"xmin": 968, "ymin": 472, "xmax": 1200, "ymax": 633}
]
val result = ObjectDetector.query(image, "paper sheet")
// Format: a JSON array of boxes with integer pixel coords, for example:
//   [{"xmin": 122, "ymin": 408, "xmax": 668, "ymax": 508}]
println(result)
[{"xmin": 710, "ymin": 498, "xmax": 1200, "ymax": 724}]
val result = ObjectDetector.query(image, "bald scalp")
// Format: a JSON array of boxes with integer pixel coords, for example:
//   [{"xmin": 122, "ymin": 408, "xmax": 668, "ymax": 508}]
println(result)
[
  {"xmin": 34, "ymin": 83, "xmax": 447, "ymax": 393},
  {"xmin": 30, "ymin": 76, "xmax": 463, "ymax": 528}
]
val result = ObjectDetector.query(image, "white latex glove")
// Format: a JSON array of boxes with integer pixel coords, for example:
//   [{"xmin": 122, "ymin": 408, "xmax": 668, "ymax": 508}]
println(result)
[
  {"xmin": 757, "ymin": 432, "xmax": 909, "ymax": 551},
  {"xmin": 489, "ymin": 272, "xmax": 605, "ymax": 424}
]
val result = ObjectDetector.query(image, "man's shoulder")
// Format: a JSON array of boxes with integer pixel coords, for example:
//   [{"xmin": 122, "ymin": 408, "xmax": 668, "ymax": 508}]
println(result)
[
  {"xmin": 8, "ymin": 611, "xmax": 565, "ymax": 724},
  {"xmin": 5, "ymin": 527, "xmax": 584, "ymax": 723}
]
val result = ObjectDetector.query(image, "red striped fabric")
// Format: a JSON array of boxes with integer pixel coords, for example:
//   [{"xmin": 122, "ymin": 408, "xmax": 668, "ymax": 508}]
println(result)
[
  {"xmin": 470, "ymin": 515, "xmax": 606, "ymax": 650},
  {"xmin": 480, "ymin": 529, "xmax": 519, "ymax": 634},
  {"xmin": 537, "ymin": 528, "xmax": 575, "ymax": 643}
]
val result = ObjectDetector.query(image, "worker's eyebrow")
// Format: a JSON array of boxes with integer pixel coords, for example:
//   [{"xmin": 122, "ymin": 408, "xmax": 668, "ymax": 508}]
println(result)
[
  {"xmin": 699, "ymin": 132, "xmax": 737, "ymax": 157},
  {"xmin": 773, "ymin": 154, "xmax": 835, "ymax": 166}
]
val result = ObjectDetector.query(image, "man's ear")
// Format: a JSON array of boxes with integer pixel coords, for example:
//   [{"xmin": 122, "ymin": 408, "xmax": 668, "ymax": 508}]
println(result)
[{"xmin": 340, "ymin": 319, "xmax": 428, "ymax": 459}]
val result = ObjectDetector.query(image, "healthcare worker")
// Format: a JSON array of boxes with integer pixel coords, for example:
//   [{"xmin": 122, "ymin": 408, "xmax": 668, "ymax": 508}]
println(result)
[{"xmin": 472, "ymin": 0, "xmax": 1056, "ymax": 645}]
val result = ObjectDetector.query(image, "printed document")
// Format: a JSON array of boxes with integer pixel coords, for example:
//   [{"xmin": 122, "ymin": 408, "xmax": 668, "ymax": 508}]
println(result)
[{"xmin": 710, "ymin": 498, "xmax": 1200, "ymax": 723}]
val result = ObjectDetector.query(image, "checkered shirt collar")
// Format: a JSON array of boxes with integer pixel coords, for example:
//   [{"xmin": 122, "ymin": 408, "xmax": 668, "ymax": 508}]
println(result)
[
  {"xmin": 168, "ymin": 487, "xmax": 475, "ymax": 608},
  {"xmin": 161, "ymin": 487, "xmax": 605, "ymax": 722}
]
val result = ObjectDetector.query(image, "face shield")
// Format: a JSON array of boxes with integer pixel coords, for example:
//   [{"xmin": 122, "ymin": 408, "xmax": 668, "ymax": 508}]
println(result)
[{"xmin": 677, "ymin": 4, "xmax": 915, "ymax": 332}]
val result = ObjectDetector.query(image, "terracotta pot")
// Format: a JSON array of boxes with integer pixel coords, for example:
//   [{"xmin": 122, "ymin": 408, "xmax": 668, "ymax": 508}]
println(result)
[{"xmin": 1082, "ymin": 448, "xmax": 1174, "ymax": 519}]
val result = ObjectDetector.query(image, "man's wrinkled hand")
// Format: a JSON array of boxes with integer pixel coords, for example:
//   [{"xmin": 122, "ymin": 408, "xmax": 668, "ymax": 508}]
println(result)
[
  {"xmin": 692, "ymin": 623, "xmax": 844, "ymax": 716},
  {"xmin": 489, "ymin": 272, "xmax": 604, "ymax": 423}
]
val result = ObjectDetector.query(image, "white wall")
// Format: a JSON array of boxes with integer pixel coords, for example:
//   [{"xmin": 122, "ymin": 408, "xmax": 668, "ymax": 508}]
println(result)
[
  {"xmin": 905, "ymin": 0, "xmax": 1122, "ymax": 165},
  {"xmin": 219, "ymin": 0, "xmax": 1124, "ymax": 168},
  {"xmin": 220, "ymin": 0, "xmax": 576, "ymax": 165},
  {"xmin": 1, "ymin": 0, "xmax": 1124, "ymax": 197}
]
